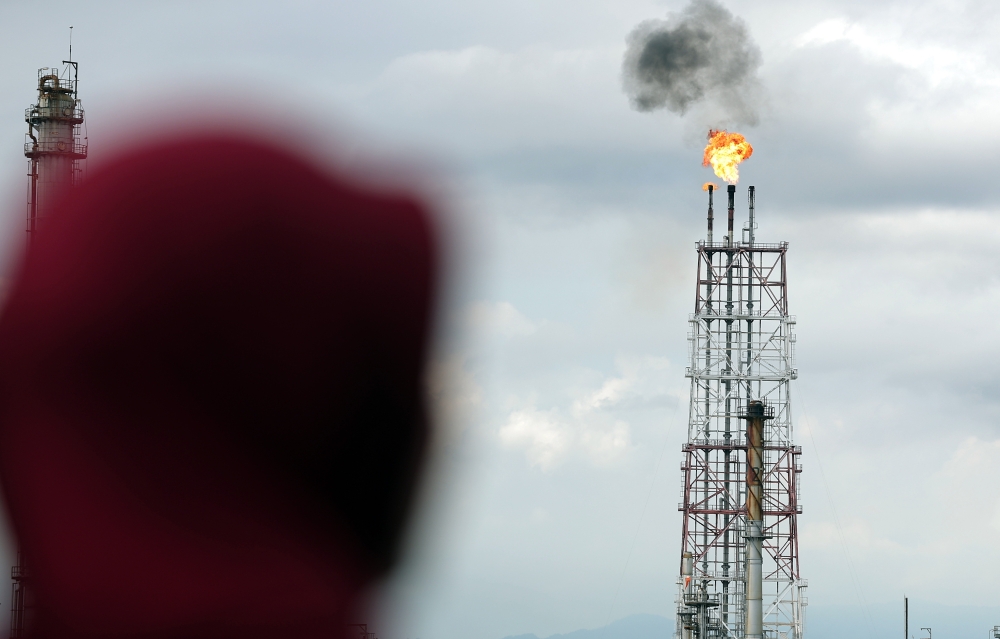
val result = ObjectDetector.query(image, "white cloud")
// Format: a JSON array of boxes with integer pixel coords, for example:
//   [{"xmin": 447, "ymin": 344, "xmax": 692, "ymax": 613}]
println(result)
[
  {"xmin": 579, "ymin": 419, "xmax": 631, "ymax": 466},
  {"xmin": 467, "ymin": 301, "xmax": 537, "ymax": 338},
  {"xmin": 499, "ymin": 406, "xmax": 632, "ymax": 471},
  {"xmin": 933, "ymin": 436, "xmax": 1000, "ymax": 535},
  {"xmin": 499, "ymin": 407, "xmax": 571, "ymax": 471},
  {"xmin": 499, "ymin": 354, "xmax": 673, "ymax": 471},
  {"xmin": 793, "ymin": 17, "xmax": 994, "ymax": 89},
  {"xmin": 800, "ymin": 519, "xmax": 902, "ymax": 553},
  {"xmin": 331, "ymin": 41, "xmax": 680, "ymax": 156},
  {"xmin": 375, "ymin": 45, "xmax": 618, "ymax": 107},
  {"xmin": 571, "ymin": 354, "xmax": 671, "ymax": 415}
]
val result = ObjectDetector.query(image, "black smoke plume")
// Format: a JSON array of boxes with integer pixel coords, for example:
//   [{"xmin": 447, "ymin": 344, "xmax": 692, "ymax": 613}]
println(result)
[{"xmin": 622, "ymin": 0, "xmax": 763, "ymax": 126}]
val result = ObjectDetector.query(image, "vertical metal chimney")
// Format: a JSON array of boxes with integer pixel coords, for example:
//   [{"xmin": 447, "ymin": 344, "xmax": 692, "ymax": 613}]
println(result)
[
  {"xmin": 743, "ymin": 401, "xmax": 771, "ymax": 639},
  {"xmin": 726, "ymin": 185, "xmax": 735, "ymax": 246},
  {"xmin": 707, "ymin": 185, "xmax": 714, "ymax": 244},
  {"xmin": 748, "ymin": 186, "xmax": 755, "ymax": 246}
]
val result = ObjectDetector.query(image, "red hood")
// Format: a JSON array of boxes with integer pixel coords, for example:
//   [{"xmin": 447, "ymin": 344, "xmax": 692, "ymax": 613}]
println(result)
[{"xmin": 0, "ymin": 133, "xmax": 437, "ymax": 639}]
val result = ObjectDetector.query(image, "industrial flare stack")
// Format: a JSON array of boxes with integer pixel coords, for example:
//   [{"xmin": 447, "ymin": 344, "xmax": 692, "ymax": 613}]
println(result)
[
  {"xmin": 676, "ymin": 185, "xmax": 805, "ymax": 639},
  {"xmin": 24, "ymin": 59, "xmax": 87, "ymax": 238}
]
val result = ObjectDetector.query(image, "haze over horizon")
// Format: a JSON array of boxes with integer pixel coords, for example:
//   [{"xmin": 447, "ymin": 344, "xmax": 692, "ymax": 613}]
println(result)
[{"xmin": 1, "ymin": 2, "xmax": 999, "ymax": 639}]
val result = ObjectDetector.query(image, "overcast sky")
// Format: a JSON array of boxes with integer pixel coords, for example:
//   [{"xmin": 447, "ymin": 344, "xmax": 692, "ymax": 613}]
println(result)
[{"xmin": 1, "ymin": 2, "xmax": 999, "ymax": 639}]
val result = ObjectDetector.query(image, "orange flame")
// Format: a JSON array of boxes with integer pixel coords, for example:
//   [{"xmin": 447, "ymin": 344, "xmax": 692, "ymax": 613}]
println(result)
[
  {"xmin": 703, "ymin": 130, "xmax": 753, "ymax": 184},
  {"xmin": 702, "ymin": 182, "xmax": 719, "ymax": 191}
]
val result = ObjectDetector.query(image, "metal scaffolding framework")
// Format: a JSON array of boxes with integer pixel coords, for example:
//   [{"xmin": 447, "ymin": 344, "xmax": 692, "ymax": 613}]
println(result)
[{"xmin": 676, "ymin": 186, "xmax": 806, "ymax": 639}]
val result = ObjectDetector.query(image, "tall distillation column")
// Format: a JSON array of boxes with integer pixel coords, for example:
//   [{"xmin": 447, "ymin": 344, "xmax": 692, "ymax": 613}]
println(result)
[
  {"xmin": 10, "ymin": 58, "xmax": 86, "ymax": 639},
  {"xmin": 676, "ymin": 186, "xmax": 806, "ymax": 639},
  {"xmin": 24, "ymin": 60, "xmax": 87, "ymax": 238}
]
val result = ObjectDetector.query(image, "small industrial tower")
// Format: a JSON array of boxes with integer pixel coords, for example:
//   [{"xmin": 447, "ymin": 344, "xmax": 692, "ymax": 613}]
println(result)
[
  {"xmin": 676, "ymin": 185, "xmax": 806, "ymax": 639},
  {"xmin": 9, "ymin": 551, "xmax": 27, "ymax": 639},
  {"xmin": 24, "ymin": 55, "xmax": 87, "ymax": 237}
]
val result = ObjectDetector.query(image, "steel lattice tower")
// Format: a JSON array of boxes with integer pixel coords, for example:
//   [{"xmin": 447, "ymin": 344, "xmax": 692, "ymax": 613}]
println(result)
[{"xmin": 676, "ymin": 185, "xmax": 806, "ymax": 639}]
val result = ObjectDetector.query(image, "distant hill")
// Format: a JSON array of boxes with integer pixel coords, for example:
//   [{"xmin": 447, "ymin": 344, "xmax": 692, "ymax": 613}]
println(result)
[
  {"xmin": 500, "ymin": 600, "xmax": 1000, "ymax": 639},
  {"xmin": 501, "ymin": 614, "xmax": 672, "ymax": 639},
  {"xmin": 806, "ymin": 600, "xmax": 1000, "ymax": 639}
]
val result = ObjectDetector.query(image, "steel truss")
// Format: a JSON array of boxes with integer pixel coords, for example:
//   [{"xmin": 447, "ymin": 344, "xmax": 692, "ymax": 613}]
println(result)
[{"xmin": 676, "ymin": 236, "xmax": 807, "ymax": 639}]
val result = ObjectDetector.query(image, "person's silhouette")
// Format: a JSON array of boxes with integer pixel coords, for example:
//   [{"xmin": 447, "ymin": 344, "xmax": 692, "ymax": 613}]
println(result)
[{"xmin": 0, "ymin": 132, "xmax": 438, "ymax": 639}]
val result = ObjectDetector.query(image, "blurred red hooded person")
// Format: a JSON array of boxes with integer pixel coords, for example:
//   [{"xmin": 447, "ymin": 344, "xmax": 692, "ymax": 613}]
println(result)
[{"xmin": 0, "ymin": 131, "xmax": 438, "ymax": 639}]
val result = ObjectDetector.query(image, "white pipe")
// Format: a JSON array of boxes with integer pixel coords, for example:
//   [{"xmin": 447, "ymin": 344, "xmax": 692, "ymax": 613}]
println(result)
[{"xmin": 746, "ymin": 520, "xmax": 763, "ymax": 639}]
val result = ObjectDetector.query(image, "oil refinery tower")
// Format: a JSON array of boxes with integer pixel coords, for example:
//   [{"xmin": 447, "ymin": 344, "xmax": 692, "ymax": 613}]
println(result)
[
  {"xmin": 676, "ymin": 185, "xmax": 806, "ymax": 639},
  {"xmin": 24, "ymin": 58, "xmax": 87, "ymax": 238},
  {"xmin": 10, "ymin": 55, "xmax": 86, "ymax": 639}
]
